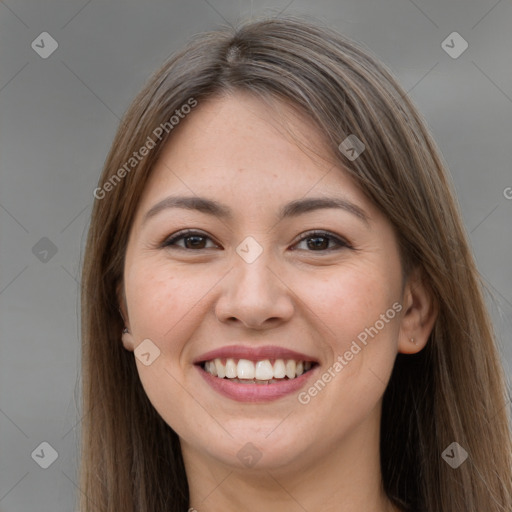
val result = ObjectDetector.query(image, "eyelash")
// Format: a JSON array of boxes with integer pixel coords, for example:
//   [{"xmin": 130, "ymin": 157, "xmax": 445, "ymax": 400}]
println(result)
[{"xmin": 160, "ymin": 229, "xmax": 353, "ymax": 253}]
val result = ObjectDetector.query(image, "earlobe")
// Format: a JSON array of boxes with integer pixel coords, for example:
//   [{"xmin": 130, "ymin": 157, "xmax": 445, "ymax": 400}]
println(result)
[
  {"xmin": 397, "ymin": 266, "xmax": 438, "ymax": 354},
  {"xmin": 121, "ymin": 326, "xmax": 135, "ymax": 352}
]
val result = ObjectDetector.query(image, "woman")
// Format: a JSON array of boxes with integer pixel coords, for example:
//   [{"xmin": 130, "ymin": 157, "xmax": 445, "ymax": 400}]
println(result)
[{"xmin": 80, "ymin": 15, "xmax": 512, "ymax": 512}]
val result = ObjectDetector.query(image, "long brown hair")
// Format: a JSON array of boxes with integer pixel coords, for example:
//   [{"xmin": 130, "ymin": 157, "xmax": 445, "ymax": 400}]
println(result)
[{"xmin": 79, "ymin": 15, "xmax": 512, "ymax": 511}]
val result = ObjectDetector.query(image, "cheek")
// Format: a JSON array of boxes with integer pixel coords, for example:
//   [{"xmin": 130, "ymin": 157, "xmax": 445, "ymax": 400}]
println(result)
[
  {"xmin": 124, "ymin": 263, "xmax": 216, "ymax": 425},
  {"xmin": 125, "ymin": 262, "xmax": 219, "ymax": 348},
  {"xmin": 295, "ymin": 268, "xmax": 401, "ymax": 412},
  {"xmin": 296, "ymin": 265, "xmax": 399, "ymax": 341},
  {"xmin": 291, "ymin": 262, "xmax": 402, "ymax": 401}
]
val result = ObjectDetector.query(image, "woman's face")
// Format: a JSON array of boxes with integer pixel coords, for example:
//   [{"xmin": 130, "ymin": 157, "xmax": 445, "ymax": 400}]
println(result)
[{"xmin": 121, "ymin": 92, "xmax": 409, "ymax": 472}]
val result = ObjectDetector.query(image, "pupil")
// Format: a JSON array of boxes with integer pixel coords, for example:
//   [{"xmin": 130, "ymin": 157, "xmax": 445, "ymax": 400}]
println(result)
[
  {"xmin": 308, "ymin": 236, "xmax": 328, "ymax": 250},
  {"xmin": 186, "ymin": 236, "xmax": 205, "ymax": 249}
]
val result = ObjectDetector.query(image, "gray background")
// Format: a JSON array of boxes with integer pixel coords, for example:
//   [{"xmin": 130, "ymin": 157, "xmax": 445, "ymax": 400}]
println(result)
[{"xmin": 1, "ymin": 0, "xmax": 511, "ymax": 510}]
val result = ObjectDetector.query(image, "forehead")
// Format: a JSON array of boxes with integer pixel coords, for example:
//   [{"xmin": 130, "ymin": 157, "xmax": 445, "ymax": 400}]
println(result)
[
  {"xmin": 134, "ymin": 92, "xmax": 376, "ymax": 221},
  {"xmin": 161, "ymin": 93, "xmax": 332, "ymax": 173}
]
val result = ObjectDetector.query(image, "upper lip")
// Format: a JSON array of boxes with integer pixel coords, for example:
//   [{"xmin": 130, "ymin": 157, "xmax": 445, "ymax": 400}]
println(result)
[{"xmin": 194, "ymin": 345, "xmax": 319, "ymax": 364}]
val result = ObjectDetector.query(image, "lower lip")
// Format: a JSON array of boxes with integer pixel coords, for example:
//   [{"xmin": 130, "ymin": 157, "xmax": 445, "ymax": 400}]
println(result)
[{"xmin": 196, "ymin": 364, "xmax": 318, "ymax": 402}]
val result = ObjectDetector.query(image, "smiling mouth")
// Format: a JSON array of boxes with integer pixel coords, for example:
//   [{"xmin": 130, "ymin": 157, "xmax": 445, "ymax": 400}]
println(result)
[{"xmin": 199, "ymin": 358, "xmax": 318, "ymax": 384}]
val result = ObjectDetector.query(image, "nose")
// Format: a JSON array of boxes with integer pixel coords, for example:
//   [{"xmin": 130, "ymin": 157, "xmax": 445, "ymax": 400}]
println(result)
[{"xmin": 214, "ymin": 246, "xmax": 295, "ymax": 330}]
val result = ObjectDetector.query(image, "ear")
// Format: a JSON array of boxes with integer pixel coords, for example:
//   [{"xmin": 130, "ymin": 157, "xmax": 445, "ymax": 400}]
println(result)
[
  {"xmin": 398, "ymin": 266, "xmax": 438, "ymax": 354},
  {"xmin": 117, "ymin": 281, "xmax": 135, "ymax": 352}
]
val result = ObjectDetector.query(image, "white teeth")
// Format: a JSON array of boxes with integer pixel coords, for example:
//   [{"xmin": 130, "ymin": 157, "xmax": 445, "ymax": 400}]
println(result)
[
  {"xmin": 237, "ymin": 359, "xmax": 255, "ymax": 379},
  {"xmin": 203, "ymin": 357, "xmax": 314, "ymax": 380},
  {"xmin": 225, "ymin": 358, "xmax": 237, "ymax": 378},
  {"xmin": 215, "ymin": 359, "xmax": 226, "ymax": 378},
  {"xmin": 285, "ymin": 360, "xmax": 296, "ymax": 379},
  {"xmin": 255, "ymin": 360, "xmax": 274, "ymax": 380},
  {"xmin": 206, "ymin": 360, "xmax": 217, "ymax": 377},
  {"xmin": 273, "ymin": 359, "xmax": 286, "ymax": 378}
]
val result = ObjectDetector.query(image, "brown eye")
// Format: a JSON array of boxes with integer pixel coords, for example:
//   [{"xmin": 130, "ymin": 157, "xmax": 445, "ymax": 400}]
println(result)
[
  {"xmin": 293, "ymin": 231, "xmax": 351, "ymax": 252},
  {"xmin": 162, "ymin": 230, "xmax": 219, "ymax": 250},
  {"xmin": 160, "ymin": 229, "xmax": 351, "ymax": 253},
  {"xmin": 182, "ymin": 235, "xmax": 208, "ymax": 249},
  {"xmin": 306, "ymin": 236, "xmax": 330, "ymax": 250}
]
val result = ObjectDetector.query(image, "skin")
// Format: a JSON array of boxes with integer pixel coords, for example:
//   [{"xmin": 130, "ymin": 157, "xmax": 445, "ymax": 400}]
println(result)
[{"xmin": 120, "ymin": 91, "xmax": 437, "ymax": 512}]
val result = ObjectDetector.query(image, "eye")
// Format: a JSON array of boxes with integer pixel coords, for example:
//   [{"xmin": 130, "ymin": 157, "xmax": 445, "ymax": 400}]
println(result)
[
  {"xmin": 160, "ymin": 229, "xmax": 352, "ymax": 252},
  {"xmin": 161, "ymin": 230, "xmax": 219, "ymax": 250},
  {"xmin": 292, "ymin": 230, "xmax": 351, "ymax": 252}
]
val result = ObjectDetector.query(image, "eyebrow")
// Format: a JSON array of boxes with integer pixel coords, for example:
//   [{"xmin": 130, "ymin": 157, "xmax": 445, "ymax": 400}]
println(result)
[{"xmin": 142, "ymin": 195, "xmax": 370, "ymax": 227}]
